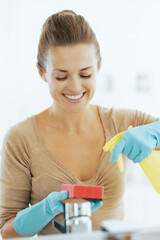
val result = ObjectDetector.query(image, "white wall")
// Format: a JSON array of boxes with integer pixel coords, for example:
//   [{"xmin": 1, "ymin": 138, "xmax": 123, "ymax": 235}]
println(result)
[
  {"xmin": 0, "ymin": 0, "xmax": 160, "ymax": 229},
  {"xmin": 1, "ymin": 0, "xmax": 160, "ymax": 145}
]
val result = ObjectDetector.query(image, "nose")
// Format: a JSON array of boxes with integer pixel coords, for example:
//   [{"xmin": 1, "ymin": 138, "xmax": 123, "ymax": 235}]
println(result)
[{"xmin": 69, "ymin": 76, "xmax": 82, "ymax": 92}]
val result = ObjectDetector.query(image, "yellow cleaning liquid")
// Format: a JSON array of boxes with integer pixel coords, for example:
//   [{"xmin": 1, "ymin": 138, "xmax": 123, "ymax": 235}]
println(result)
[{"xmin": 103, "ymin": 128, "xmax": 160, "ymax": 194}]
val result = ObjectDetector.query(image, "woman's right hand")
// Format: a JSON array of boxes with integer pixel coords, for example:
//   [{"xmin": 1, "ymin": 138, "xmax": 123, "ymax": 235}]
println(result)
[{"xmin": 11, "ymin": 191, "xmax": 68, "ymax": 236}]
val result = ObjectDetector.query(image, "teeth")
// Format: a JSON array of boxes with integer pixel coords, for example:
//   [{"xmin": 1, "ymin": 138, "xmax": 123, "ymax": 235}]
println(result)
[{"xmin": 64, "ymin": 93, "xmax": 83, "ymax": 100}]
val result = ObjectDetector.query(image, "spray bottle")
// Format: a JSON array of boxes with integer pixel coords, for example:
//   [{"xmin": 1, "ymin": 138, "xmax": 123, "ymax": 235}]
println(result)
[{"xmin": 103, "ymin": 127, "xmax": 160, "ymax": 194}]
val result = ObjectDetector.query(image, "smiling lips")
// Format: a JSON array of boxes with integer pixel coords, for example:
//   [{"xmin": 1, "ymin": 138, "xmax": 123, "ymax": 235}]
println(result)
[{"xmin": 63, "ymin": 92, "xmax": 86, "ymax": 103}]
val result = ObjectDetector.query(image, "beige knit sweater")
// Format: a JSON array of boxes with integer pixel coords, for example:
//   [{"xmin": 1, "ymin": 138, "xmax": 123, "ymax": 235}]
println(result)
[{"xmin": 0, "ymin": 106, "xmax": 159, "ymax": 235}]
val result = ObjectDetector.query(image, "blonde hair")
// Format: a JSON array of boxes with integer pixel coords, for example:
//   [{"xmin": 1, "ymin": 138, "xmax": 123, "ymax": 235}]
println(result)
[{"xmin": 37, "ymin": 10, "xmax": 102, "ymax": 73}]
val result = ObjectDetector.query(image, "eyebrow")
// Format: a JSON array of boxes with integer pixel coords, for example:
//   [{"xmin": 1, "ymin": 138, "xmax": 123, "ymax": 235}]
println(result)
[{"xmin": 52, "ymin": 66, "xmax": 93, "ymax": 72}]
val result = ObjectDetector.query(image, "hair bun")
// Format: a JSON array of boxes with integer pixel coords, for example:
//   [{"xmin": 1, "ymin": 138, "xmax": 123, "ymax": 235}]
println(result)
[
  {"xmin": 37, "ymin": 9, "xmax": 101, "ymax": 73},
  {"xmin": 58, "ymin": 10, "xmax": 76, "ymax": 16}
]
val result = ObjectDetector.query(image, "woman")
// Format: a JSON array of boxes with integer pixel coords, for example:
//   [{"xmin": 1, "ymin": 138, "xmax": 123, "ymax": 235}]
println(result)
[{"xmin": 0, "ymin": 10, "xmax": 160, "ymax": 238}]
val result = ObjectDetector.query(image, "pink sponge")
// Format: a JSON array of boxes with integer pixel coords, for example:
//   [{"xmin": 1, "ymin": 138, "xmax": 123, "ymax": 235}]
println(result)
[{"xmin": 62, "ymin": 184, "xmax": 104, "ymax": 200}]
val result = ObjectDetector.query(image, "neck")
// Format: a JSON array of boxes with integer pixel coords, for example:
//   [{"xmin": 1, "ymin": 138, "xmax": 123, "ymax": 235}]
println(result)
[{"xmin": 48, "ymin": 103, "xmax": 96, "ymax": 132}]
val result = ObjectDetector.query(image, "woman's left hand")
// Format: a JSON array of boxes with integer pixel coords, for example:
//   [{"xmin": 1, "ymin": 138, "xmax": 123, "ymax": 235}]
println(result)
[
  {"xmin": 110, "ymin": 121, "xmax": 160, "ymax": 164},
  {"xmin": 90, "ymin": 201, "xmax": 103, "ymax": 212}
]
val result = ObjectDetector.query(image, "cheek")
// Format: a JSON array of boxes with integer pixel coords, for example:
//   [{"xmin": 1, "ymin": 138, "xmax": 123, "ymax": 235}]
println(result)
[
  {"xmin": 48, "ymin": 78, "xmax": 62, "ymax": 93},
  {"xmin": 48, "ymin": 81, "xmax": 55, "ymax": 93},
  {"xmin": 88, "ymin": 77, "xmax": 96, "ymax": 89},
  {"xmin": 48, "ymin": 82, "xmax": 61, "ymax": 99}
]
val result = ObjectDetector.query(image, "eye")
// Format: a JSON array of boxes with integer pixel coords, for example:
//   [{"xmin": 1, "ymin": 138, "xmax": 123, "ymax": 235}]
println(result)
[
  {"xmin": 80, "ymin": 75, "xmax": 91, "ymax": 78},
  {"xmin": 55, "ymin": 76, "xmax": 67, "ymax": 80}
]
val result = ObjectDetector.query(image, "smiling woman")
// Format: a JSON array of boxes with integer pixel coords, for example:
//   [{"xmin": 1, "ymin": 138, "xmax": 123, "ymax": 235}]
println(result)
[
  {"xmin": 0, "ymin": 9, "xmax": 160, "ymax": 239},
  {"xmin": 40, "ymin": 44, "xmax": 98, "ymax": 113}
]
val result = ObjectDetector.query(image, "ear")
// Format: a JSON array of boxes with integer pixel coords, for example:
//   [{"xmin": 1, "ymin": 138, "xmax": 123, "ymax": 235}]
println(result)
[{"xmin": 36, "ymin": 63, "xmax": 47, "ymax": 82}]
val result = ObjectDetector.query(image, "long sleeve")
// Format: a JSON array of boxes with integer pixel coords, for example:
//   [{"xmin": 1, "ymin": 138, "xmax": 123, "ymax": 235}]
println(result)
[{"xmin": 0, "ymin": 124, "xmax": 32, "ymax": 229}]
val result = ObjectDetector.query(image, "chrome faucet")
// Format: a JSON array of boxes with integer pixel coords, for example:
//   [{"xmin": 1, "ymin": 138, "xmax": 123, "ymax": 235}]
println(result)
[{"xmin": 53, "ymin": 198, "xmax": 92, "ymax": 233}]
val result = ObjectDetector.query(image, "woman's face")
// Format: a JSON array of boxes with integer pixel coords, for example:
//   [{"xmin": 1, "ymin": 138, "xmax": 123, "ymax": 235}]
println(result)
[{"xmin": 41, "ymin": 43, "xmax": 99, "ymax": 113}]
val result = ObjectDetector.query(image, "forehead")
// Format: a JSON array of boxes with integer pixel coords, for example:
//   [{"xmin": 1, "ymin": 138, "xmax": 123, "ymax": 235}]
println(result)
[{"xmin": 46, "ymin": 44, "xmax": 97, "ymax": 70}]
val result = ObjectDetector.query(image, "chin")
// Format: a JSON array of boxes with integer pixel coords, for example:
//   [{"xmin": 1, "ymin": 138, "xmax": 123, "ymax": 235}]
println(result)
[{"xmin": 62, "ymin": 100, "xmax": 92, "ymax": 113}]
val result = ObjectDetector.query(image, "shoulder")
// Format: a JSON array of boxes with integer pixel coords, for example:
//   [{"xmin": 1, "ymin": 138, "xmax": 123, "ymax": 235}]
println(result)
[
  {"xmin": 4, "ymin": 116, "xmax": 34, "ymax": 140},
  {"xmin": 98, "ymin": 105, "xmax": 160, "ymax": 134},
  {"xmin": 99, "ymin": 105, "xmax": 137, "ymax": 119},
  {"xmin": 2, "ymin": 116, "xmax": 38, "ymax": 154},
  {"xmin": 98, "ymin": 105, "xmax": 137, "ymax": 132}
]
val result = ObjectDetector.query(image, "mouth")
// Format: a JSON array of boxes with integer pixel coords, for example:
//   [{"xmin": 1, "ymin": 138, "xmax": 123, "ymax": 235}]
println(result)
[{"xmin": 63, "ymin": 92, "xmax": 86, "ymax": 103}]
